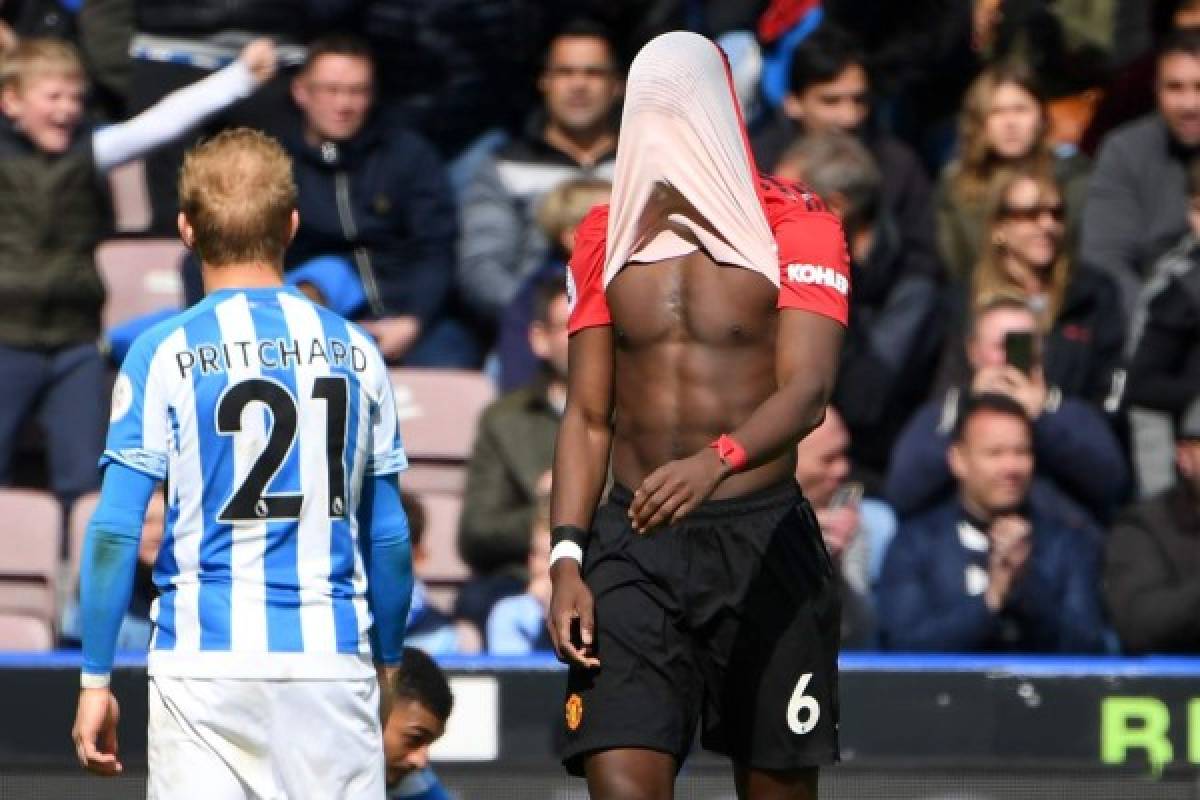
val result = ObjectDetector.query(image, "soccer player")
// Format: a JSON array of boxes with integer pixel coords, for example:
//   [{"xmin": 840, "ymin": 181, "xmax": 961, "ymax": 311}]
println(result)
[
  {"xmin": 70, "ymin": 129, "xmax": 413, "ymax": 799},
  {"xmin": 548, "ymin": 32, "xmax": 848, "ymax": 799},
  {"xmin": 383, "ymin": 647, "xmax": 454, "ymax": 800}
]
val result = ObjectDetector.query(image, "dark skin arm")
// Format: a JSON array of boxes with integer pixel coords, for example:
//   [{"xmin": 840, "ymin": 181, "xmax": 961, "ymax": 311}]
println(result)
[
  {"xmin": 628, "ymin": 311, "xmax": 844, "ymax": 531},
  {"xmin": 546, "ymin": 325, "xmax": 614, "ymax": 668}
]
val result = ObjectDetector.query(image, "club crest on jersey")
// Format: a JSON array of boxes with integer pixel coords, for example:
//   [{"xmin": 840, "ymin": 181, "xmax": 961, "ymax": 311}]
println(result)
[
  {"xmin": 110, "ymin": 374, "xmax": 133, "ymax": 422},
  {"xmin": 565, "ymin": 270, "xmax": 578, "ymax": 315},
  {"xmin": 785, "ymin": 263, "xmax": 849, "ymax": 295},
  {"xmin": 565, "ymin": 693, "xmax": 584, "ymax": 731}
]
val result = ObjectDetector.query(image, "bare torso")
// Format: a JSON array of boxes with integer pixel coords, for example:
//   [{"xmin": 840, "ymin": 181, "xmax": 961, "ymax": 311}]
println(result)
[{"xmin": 606, "ymin": 248, "xmax": 795, "ymax": 499}]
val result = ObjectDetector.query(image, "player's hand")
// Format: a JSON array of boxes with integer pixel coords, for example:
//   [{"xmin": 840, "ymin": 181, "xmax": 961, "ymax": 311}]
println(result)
[
  {"xmin": 72, "ymin": 688, "xmax": 122, "ymax": 776},
  {"xmin": 238, "ymin": 37, "xmax": 278, "ymax": 85},
  {"xmin": 547, "ymin": 560, "xmax": 599, "ymax": 669},
  {"xmin": 629, "ymin": 448, "xmax": 729, "ymax": 533}
]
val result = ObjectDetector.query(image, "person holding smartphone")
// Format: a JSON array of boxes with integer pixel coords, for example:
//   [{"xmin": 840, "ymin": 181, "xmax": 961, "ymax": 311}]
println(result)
[{"xmin": 886, "ymin": 295, "xmax": 1129, "ymax": 524}]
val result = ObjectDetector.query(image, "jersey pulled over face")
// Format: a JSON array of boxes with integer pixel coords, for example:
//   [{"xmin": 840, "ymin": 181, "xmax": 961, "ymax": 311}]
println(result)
[
  {"xmin": 568, "ymin": 31, "xmax": 850, "ymax": 334},
  {"xmin": 567, "ymin": 175, "xmax": 851, "ymax": 335},
  {"xmin": 102, "ymin": 287, "xmax": 406, "ymax": 677}
]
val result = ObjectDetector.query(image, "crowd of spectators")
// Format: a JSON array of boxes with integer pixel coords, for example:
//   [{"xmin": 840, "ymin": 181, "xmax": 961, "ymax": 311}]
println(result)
[{"xmin": 6, "ymin": 0, "xmax": 1200, "ymax": 658}]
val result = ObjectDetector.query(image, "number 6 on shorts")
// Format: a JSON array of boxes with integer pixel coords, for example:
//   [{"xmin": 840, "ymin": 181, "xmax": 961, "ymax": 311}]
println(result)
[{"xmin": 786, "ymin": 672, "xmax": 820, "ymax": 735}]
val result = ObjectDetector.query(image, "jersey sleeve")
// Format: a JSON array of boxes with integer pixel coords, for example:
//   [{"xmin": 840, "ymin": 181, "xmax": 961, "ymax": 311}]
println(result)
[
  {"xmin": 566, "ymin": 204, "xmax": 612, "ymax": 335},
  {"xmin": 772, "ymin": 202, "xmax": 851, "ymax": 326},
  {"xmin": 99, "ymin": 334, "xmax": 170, "ymax": 480},
  {"xmin": 367, "ymin": 346, "xmax": 409, "ymax": 477}
]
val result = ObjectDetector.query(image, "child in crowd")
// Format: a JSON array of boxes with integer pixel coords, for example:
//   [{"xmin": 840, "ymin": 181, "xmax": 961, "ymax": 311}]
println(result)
[
  {"xmin": 485, "ymin": 491, "xmax": 554, "ymax": 655},
  {"xmin": 495, "ymin": 178, "xmax": 610, "ymax": 391},
  {"xmin": 0, "ymin": 36, "xmax": 277, "ymax": 507}
]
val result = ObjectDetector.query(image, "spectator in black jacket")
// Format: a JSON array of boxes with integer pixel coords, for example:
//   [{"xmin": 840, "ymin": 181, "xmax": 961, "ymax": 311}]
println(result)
[
  {"xmin": 751, "ymin": 23, "xmax": 941, "ymax": 284},
  {"xmin": 887, "ymin": 295, "xmax": 1129, "ymax": 523},
  {"xmin": 777, "ymin": 130, "xmax": 942, "ymax": 478},
  {"xmin": 1106, "ymin": 397, "xmax": 1200, "ymax": 654},
  {"xmin": 1081, "ymin": 27, "xmax": 1200, "ymax": 316},
  {"xmin": 1126, "ymin": 154, "xmax": 1200, "ymax": 417},
  {"xmin": 456, "ymin": 19, "xmax": 621, "ymax": 336},
  {"xmin": 280, "ymin": 34, "xmax": 471, "ymax": 367},
  {"xmin": 878, "ymin": 393, "xmax": 1109, "ymax": 653}
]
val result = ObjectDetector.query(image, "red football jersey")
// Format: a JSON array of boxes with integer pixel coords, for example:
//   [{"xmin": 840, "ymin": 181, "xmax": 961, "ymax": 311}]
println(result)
[{"xmin": 565, "ymin": 177, "xmax": 851, "ymax": 334}]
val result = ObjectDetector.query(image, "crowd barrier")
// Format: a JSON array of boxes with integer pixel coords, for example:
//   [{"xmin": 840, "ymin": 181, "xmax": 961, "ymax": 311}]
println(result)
[{"xmin": 2, "ymin": 652, "xmax": 1199, "ymax": 798}]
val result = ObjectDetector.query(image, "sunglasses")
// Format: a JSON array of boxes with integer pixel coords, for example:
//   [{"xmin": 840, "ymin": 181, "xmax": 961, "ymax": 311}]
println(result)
[{"xmin": 1000, "ymin": 202, "xmax": 1065, "ymax": 223}]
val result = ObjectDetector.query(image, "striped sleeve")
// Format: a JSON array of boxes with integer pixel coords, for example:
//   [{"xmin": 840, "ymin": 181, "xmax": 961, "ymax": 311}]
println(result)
[
  {"xmin": 99, "ymin": 329, "xmax": 175, "ymax": 479},
  {"xmin": 357, "ymin": 333, "xmax": 408, "ymax": 477}
]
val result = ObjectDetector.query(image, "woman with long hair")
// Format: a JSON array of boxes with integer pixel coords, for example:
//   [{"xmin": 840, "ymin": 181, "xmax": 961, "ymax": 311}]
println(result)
[
  {"xmin": 935, "ymin": 63, "xmax": 1090, "ymax": 280},
  {"xmin": 970, "ymin": 168, "xmax": 1122, "ymax": 405}
]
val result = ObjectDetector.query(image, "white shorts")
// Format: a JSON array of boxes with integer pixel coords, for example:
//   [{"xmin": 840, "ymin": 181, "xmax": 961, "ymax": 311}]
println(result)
[{"xmin": 147, "ymin": 675, "xmax": 385, "ymax": 800}]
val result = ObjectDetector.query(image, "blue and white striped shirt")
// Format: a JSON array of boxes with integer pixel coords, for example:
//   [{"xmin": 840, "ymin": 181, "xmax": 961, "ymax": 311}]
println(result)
[{"xmin": 103, "ymin": 287, "xmax": 406, "ymax": 679}]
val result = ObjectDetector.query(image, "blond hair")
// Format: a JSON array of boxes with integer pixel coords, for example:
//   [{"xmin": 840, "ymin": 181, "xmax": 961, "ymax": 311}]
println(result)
[
  {"xmin": 535, "ymin": 178, "xmax": 611, "ymax": 246},
  {"xmin": 178, "ymin": 128, "xmax": 297, "ymax": 267},
  {"xmin": 951, "ymin": 63, "xmax": 1052, "ymax": 204},
  {"xmin": 972, "ymin": 169, "xmax": 1070, "ymax": 332},
  {"xmin": 0, "ymin": 37, "xmax": 86, "ymax": 92}
]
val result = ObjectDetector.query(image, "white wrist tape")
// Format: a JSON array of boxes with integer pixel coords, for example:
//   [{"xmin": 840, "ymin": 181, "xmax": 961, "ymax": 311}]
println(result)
[
  {"xmin": 80, "ymin": 672, "xmax": 111, "ymax": 689},
  {"xmin": 549, "ymin": 541, "xmax": 584, "ymax": 567}
]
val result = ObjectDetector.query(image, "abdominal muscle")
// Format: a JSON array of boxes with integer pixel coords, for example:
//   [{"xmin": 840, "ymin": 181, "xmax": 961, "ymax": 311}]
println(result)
[{"xmin": 605, "ymin": 250, "xmax": 796, "ymax": 499}]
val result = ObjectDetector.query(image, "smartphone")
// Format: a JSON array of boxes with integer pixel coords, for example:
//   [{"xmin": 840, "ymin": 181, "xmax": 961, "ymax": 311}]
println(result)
[
  {"xmin": 829, "ymin": 482, "xmax": 864, "ymax": 509},
  {"xmin": 1004, "ymin": 331, "xmax": 1034, "ymax": 376}
]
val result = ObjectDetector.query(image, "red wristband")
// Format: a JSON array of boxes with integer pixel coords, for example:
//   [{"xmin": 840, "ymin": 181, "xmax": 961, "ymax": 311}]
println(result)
[{"xmin": 710, "ymin": 434, "xmax": 748, "ymax": 472}]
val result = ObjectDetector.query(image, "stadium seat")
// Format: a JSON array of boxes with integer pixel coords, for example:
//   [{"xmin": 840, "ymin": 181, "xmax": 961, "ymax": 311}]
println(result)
[
  {"xmin": 0, "ymin": 490, "xmax": 61, "ymax": 644},
  {"xmin": 108, "ymin": 159, "xmax": 153, "ymax": 233},
  {"xmin": 414, "ymin": 490, "xmax": 470, "ymax": 584},
  {"xmin": 401, "ymin": 463, "xmax": 467, "ymax": 494},
  {"xmin": 95, "ymin": 238, "xmax": 187, "ymax": 329},
  {"xmin": 65, "ymin": 492, "xmax": 100, "ymax": 602},
  {"xmin": 387, "ymin": 369, "xmax": 492, "ymax": 595},
  {"xmin": 0, "ymin": 614, "xmax": 54, "ymax": 651},
  {"xmin": 388, "ymin": 368, "xmax": 496, "ymax": 461}
]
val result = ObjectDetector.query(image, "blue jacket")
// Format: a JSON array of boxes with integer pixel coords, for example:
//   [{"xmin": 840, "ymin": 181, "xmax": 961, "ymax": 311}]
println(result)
[
  {"xmin": 279, "ymin": 111, "xmax": 457, "ymax": 327},
  {"xmin": 885, "ymin": 387, "xmax": 1129, "ymax": 522},
  {"xmin": 876, "ymin": 498, "xmax": 1109, "ymax": 653}
]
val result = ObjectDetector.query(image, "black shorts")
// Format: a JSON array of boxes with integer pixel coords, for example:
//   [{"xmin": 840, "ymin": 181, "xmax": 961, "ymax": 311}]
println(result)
[{"xmin": 560, "ymin": 481, "xmax": 840, "ymax": 775}]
